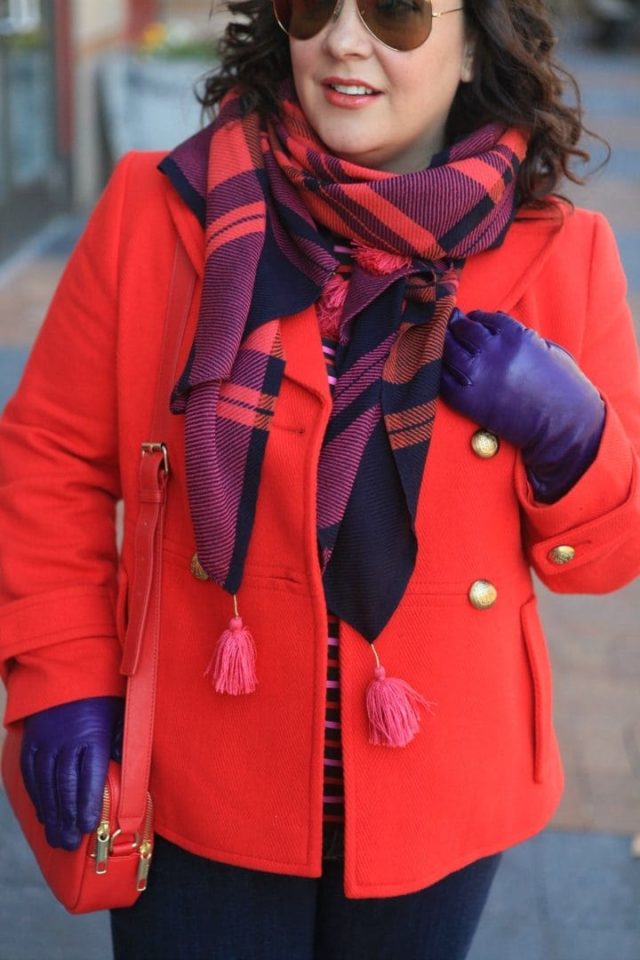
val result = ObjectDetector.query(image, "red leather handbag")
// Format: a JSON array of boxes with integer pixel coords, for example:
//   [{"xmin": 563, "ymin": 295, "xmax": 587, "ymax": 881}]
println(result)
[
  {"xmin": 1, "ymin": 749, "xmax": 154, "ymax": 913},
  {"xmin": 1, "ymin": 241, "xmax": 195, "ymax": 913}
]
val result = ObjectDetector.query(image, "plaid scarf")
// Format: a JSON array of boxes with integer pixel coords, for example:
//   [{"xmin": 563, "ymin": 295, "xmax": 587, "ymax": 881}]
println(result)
[{"xmin": 160, "ymin": 88, "xmax": 525, "ymax": 647}]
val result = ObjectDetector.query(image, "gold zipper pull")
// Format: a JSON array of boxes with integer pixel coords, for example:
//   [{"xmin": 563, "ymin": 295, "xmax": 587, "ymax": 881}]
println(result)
[
  {"xmin": 95, "ymin": 821, "xmax": 111, "ymax": 875},
  {"xmin": 136, "ymin": 840, "xmax": 153, "ymax": 891},
  {"xmin": 94, "ymin": 781, "xmax": 112, "ymax": 874}
]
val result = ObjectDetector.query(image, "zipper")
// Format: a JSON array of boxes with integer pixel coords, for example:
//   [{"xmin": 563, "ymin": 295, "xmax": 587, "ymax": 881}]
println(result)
[
  {"xmin": 93, "ymin": 779, "xmax": 154, "ymax": 891},
  {"xmin": 94, "ymin": 782, "xmax": 112, "ymax": 875},
  {"xmin": 136, "ymin": 793, "xmax": 154, "ymax": 891}
]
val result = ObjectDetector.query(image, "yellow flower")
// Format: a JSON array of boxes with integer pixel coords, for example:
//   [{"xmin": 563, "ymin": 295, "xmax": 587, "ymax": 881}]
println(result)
[{"xmin": 139, "ymin": 22, "xmax": 168, "ymax": 53}]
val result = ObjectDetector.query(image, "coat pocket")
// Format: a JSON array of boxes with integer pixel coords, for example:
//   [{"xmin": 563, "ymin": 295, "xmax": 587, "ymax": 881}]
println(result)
[{"xmin": 520, "ymin": 595, "xmax": 554, "ymax": 783}]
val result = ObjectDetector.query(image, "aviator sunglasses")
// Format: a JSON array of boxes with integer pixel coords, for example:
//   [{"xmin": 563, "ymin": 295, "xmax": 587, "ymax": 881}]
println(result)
[{"xmin": 273, "ymin": 0, "xmax": 464, "ymax": 52}]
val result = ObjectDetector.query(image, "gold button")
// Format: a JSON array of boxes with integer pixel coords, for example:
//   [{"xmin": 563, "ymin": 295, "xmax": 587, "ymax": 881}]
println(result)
[
  {"xmin": 471, "ymin": 429, "xmax": 500, "ymax": 459},
  {"xmin": 548, "ymin": 545, "xmax": 575, "ymax": 565},
  {"xmin": 468, "ymin": 580, "xmax": 498, "ymax": 609},
  {"xmin": 190, "ymin": 553, "xmax": 209, "ymax": 581}
]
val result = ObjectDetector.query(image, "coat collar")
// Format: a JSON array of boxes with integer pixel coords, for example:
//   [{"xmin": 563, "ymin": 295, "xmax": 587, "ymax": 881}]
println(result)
[
  {"xmin": 458, "ymin": 204, "xmax": 568, "ymax": 313},
  {"xmin": 164, "ymin": 175, "xmax": 205, "ymax": 279}
]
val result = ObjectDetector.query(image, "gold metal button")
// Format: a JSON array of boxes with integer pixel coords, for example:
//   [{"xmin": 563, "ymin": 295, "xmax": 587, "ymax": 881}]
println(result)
[
  {"xmin": 190, "ymin": 553, "xmax": 209, "ymax": 581},
  {"xmin": 470, "ymin": 429, "xmax": 500, "ymax": 459},
  {"xmin": 468, "ymin": 580, "xmax": 498, "ymax": 609},
  {"xmin": 548, "ymin": 545, "xmax": 576, "ymax": 565}
]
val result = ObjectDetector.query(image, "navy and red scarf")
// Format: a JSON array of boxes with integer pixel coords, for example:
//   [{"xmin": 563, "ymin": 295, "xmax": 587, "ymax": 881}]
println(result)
[{"xmin": 160, "ymin": 86, "xmax": 525, "ymax": 645}]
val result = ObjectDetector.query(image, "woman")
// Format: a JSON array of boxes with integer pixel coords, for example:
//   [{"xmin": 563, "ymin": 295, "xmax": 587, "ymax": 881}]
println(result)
[{"xmin": 1, "ymin": 0, "xmax": 640, "ymax": 957}]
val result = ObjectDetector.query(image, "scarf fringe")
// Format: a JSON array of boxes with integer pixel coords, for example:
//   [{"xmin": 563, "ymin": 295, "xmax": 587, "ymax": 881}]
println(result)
[
  {"xmin": 205, "ymin": 614, "xmax": 257, "ymax": 695},
  {"xmin": 352, "ymin": 243, "xmax": 413, "ymax": 275},
  {"xmin": 317, "ymin": 273, "xmax": 348, "ymax": 338},
  {"xmin": 205, "ymin": 605, "xmax": 432, "ymax": 751},
  {"xmin": 366, "ymin": 665, "xmax": 433, "ymax": 747}
]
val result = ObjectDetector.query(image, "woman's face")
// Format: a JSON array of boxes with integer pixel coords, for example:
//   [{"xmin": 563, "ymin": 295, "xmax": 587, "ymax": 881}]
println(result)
[{"xmin": 289, "ymin": 0, "xmax": 474, "ymax": 173}]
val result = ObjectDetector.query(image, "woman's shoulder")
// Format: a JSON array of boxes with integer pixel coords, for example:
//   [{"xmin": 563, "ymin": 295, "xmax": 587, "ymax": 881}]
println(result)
[
  {"xmin": 506, "ymin": 197, "xmax": 621, "ymax": 276},
  {"xmin": 90, "ymin": 150, "xmax": 193, "ymax": 255},
  {"xmin": 103, "ymin": 150, "xmax": 170, "ymax": 206},
  {"xmin": 515, "ymin": 197, "xmax": 614, "ymax": 245},
  {"xmin": 556, "ymin": 201, "xmax": 619, "ymax": 255},
  {"xmin": 461, "ymin": 198, "xmax": 620, "ymax": 311}
]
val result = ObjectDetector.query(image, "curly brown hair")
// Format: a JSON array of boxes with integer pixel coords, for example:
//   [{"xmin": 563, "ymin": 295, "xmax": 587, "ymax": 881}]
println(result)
[{"xmin": 200, "ymin": 0, "xmax": 599, "ymax": 207}]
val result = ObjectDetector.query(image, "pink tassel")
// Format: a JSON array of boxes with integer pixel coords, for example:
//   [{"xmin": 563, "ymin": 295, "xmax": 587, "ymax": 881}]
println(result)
[
  {"xmin": 352, "ymin": 243, "xmax": 412, "ymax": 276},
  {"xmin": 317, "ymin": 273, "xmax": 348, "ymax": 338},
  {"xmin": 205, "ymin": 615, "xmax": 257, "ymax": 695},
  {"xmin": 366, "ymin": 665, "xmax": 432, "ymax": 747}
]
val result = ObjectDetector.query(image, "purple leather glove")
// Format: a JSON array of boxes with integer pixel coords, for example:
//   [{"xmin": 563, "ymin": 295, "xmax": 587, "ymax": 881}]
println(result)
[
  {"xmin": 20, "ymin": 696, "xmax": 124, "ymax": 851},
  {"xmin": 441, "ymin": 309, "xmax": 605, "ymax": 503}
]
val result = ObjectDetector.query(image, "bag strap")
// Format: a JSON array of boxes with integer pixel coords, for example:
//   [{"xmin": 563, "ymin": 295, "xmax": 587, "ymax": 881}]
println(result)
[{"xmin": 117, "ymin": 240, "xmax": 196, "ymax": 835}]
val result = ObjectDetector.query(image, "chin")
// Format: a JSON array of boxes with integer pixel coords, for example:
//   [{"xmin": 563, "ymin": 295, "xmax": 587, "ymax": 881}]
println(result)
[{"xmin": 319, "ymin": 136, "xmax": 383, "ymax": 168}]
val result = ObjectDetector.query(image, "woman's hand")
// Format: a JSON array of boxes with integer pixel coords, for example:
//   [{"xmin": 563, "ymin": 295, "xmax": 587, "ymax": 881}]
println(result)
[
  {"xmin": 441, "ymin": 309, "xmax": 605, "ymax": 502},
  {"xmin": 20, "ymin": 696, "xmax": 124, "ymax": 850}
]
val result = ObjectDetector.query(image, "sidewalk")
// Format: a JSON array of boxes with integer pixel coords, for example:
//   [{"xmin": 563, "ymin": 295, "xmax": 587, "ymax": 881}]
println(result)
[{"xmin": 1, "ymin": 26, "xmax": 639, "ymax": 960}]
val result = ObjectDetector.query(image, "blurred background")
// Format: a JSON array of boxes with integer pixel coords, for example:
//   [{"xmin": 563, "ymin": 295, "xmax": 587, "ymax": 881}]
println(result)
[
  {"xmin": 0, "ymin": 0, "xmax": 638, "ymax": 262},
  {"xmin": 0, "ymin": 0, "xmax": 225, "ymax": 262},
  {"xmin": 0, "ymin": 1, "xmax": 639, "ymax": 958}
]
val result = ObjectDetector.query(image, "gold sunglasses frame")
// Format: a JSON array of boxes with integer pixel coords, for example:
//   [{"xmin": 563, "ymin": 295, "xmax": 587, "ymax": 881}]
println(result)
[{"xmin": 273, "ymin": 0, "xmax": 465, "ymax": 52}]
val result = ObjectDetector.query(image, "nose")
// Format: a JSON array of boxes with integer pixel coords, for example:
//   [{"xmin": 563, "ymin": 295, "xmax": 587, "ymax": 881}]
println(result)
[{"xmin": 322, "ymin": 0, "xmax": 374, "ymax": 57}]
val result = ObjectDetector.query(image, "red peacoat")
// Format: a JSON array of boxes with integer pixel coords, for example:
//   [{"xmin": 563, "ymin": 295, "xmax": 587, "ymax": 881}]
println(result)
[{"xmin": 1, "ymin": 153, "xmax": 639, "ymax": 898}]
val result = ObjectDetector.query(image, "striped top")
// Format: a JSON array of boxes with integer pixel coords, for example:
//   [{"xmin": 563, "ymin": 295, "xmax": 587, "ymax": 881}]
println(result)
[
  {"xmin": 322, "ymin": 612, "xmax": 344, "ymax": 825},
  {"xmin": 320, "ymin": 239, "xmax": 352, "ymax": 830}
]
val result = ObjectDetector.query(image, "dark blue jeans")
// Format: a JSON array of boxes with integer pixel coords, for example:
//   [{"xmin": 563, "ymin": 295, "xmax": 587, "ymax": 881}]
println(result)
[{"xmin": 110, "ymin": 827, "xmax": 501, "ymax": 960}]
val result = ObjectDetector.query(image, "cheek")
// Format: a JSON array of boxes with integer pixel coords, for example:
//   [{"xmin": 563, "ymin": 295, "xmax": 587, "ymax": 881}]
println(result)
[
  {"xmin": 289, "ymin": 41, "xmax": 314, "ymax": 94},
  {"xmin": 401, "ymin": 51, "xmax": 466, "ymax": 116},
  {"xmin": 402, "ymin": 32, "xmax": 469, "ymax": 87},
  {"xmin": 290, "ymin": 46, "xmax": 302, "ymax": 89}
]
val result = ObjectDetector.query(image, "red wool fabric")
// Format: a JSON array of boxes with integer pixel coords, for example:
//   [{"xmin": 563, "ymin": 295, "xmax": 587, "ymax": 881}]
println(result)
[{"xmin": 1, "ymin": 154, "xmax": 639, "ymax": 897}]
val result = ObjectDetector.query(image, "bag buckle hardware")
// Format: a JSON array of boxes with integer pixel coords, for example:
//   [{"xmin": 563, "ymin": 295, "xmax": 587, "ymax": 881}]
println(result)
[
  {"xmin": 141, "ymin": 442, "xmax": 169, "ymax": 475},
  {"xmin": 109, "ymin": 829, "xmax": 141, "ymax": 856}
]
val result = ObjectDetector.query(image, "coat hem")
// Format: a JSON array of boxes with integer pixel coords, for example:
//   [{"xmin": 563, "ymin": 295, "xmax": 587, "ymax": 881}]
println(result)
[
  {"xmin": 344, "ymin": 776, "xmax": 565, "ymax": 898},
  {"xmin": 153, "ymin": 819, "xmax": 324, "ymax": 878},
  {"xmin": 152, "ymin": 777, "xmax": 564, "ymax": 898}
]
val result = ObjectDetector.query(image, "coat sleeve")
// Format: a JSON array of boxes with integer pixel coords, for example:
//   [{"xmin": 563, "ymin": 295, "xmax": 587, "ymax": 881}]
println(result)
[
  {"xmin": 0, "ymin": 157, "xmax": 139, "ymax": 724},
  {"xmin": 516, "ymin": 212, "xmax": 640, "ymax": 592}
]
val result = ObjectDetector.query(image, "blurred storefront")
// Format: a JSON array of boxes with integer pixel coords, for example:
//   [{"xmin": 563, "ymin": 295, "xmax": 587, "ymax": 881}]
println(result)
[
  {"xmin": 0, "ymin": 0, "xmax": 162, "ymax": 261},
  {"xmin": 0, "ymin": 1, "xmax": 71, "ymax": 259}
]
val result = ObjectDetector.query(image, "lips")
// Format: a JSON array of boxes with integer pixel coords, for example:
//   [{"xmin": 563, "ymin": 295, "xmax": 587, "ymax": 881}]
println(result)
[{"xmin": 322, "ymin": 77, "xmax": 382, "ymax": 96}]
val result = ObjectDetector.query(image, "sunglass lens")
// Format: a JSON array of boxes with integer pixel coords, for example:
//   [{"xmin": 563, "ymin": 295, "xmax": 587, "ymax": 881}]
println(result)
[
  {"xmin": 273, "ymin": 0, "xmax": 337, "ymax": 39},
  {"xmin": 273, "ymin": 0, "xmax": 433, "ymax": 50},
  {"xmin": 361, "ymin": 0, "xmax": 432, "ymax": 50}
]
